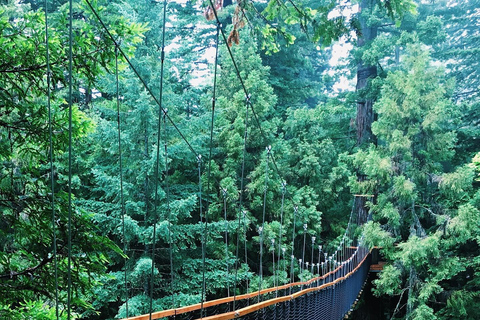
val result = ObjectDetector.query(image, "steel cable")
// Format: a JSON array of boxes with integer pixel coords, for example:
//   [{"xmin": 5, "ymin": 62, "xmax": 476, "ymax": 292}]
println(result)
[{"xmin": 44, "ymin": 1, "xmax": 59, "ymax": 318}]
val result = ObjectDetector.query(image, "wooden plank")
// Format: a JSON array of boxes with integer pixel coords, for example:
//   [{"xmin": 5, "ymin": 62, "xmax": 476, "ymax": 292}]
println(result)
[{"xmin": 369, "ymin": 261, "xmax": 386, "ymax": 272}]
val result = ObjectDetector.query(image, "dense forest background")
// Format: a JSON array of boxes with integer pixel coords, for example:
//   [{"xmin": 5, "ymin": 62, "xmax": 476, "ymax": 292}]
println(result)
[{"xmin": 1, "ymin": 0, "xmax": 479, "ymax": 319}]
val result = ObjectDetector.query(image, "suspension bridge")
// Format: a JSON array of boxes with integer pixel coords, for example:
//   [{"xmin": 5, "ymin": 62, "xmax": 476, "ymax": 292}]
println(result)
[
  {"xmin": 123, "ymin": 245, "xmax": 373, "ymax": 320},
  {"xmin": 35, "ymin": 0, "xmax": 381, "ymax": 319}
]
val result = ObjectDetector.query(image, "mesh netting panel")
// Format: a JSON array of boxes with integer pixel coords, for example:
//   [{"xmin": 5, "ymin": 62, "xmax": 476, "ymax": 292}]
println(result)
[{"xmin": 229, "ymin": 254, "xmax": 371, "ymax": 320}]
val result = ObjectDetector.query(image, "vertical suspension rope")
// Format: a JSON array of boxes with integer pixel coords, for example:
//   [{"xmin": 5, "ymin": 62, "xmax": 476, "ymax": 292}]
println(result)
[
  {"xmin": 115, "ymin": 46, "xmax": 129, "ymax": 318},
  {"xmin": 44, "ymin": 2, "xmax": 59, "ymax": 318},
  {"xmin": 257, "ymin": 226, "xmax": 264, "ymax": 303},
  {"xmin": 275, "ymin": 182, "xmax": 285, "ymax": 297},
  {"xmin": 271, "ymin": 238, "xmax": 275, "ymax": 292},
  {"xmin": 281, "ymin": 247, "xmax": 286, "ymax": 295},
  {"xmin": 257, "ymin": 146, "xmax": 270, "ymax": 302},
  {"xmin": 222, "ymin": 189, "xmax": 230, "ymax": 297},
  {"xmin": 289, "ymin": 206, "xmax": 297, "ymax": 295},
  {"xmin": 310, "ymin": 236, "xmax": 315, "ymax": 277},
  {"xmin": 163, "ymin": 112, "xmax": 175, "ymax": 311},
  {"xmin": 233, "ymin": 98, "xmax": 250, "ymax": 310},
  {"xmin": 243, "ymin": 208, "xmax": 248, "ymax": 294},
  {"xmin": 149, "ymin": 117, "xmax": 161, "ymax": 319},
  {"xmin": 198, "ymin": 154, "xmax": 205, "ymax": 317},
  {"xmin": 200, "ymin": 22, "xmax": 220, "ymax": 318},
  {"xmin": 301, "ymin": 223, "xmax": 307, "ymax": 288},
  {"xmin": 149, "ymin": 0, "xmax": 168, "ymax": 317},
  {"xmin": 317, "ymin": 245, "xmax": 322, "ymax": 275},
  {"xmin": 67, "ymin": 0, "xmax": 73, "ymax": 316}
]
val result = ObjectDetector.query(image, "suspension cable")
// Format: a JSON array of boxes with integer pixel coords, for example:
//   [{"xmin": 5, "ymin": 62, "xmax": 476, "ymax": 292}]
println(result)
[
  {"xmin": 289, "ymin": 205, "xmax": 297, "ymax": 295},
  {"xmin": 67, "ymin": 0, "xmax": 73, "ymax": 316},
  {"xmin": 200, "ymin": 22, "xmax": 220, "ymax": 318},
  {"xmin": 44, "ymin": 2, "xmax": 59, "ymax": 318},
  {"xmin": 163, "ymin": 111, "xmax": 175, "ymax": 311},
  {"xmin": 271, "ymin": 238, "xmax": 275, "ymax": 292},
  {"xmin": 198, "ymin": 155, "xmax": 206, "ymax": 318},
  {"xmin": 257, "ymin": 226, "xmax": 264, "ymax": 303},
  {"xmin": 243, "ymin": 209, "xmax": 248, "ymax": 293},
  {"xmin": 222, "ymin": 188, "xmax": 230, "ymax": 297},
  {"xmin": 149, "ymin": 117, "xmax": 161, "ymax": 319},
  {"xmin": 310, "ymin": 235, "xmax": 315, "ymax": 276},
  {"xmin": 114, "ymin": 46, "xmax": 129, "ymax": 318},
  {"xmin": 233, "ymin": 98, "xmax": 250, "ymax": 310},
  {"xmin": 301, "ymin": 223, "xmax": 307, "ymax": 289},
  {"xmin": 149, "ymin": 0, "xmax": 168, "ymax": 317},
  {"xmin": 275, "ymin": 182, "xmax": 286, "ymax": 297},
  {"xmin": 257, "ymin": 146, "xmax": 271, "ymax": 301}
]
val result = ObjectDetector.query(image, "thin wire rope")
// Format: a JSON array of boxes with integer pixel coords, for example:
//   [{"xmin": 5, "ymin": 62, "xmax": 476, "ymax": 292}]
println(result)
[
  {"xmin": 149, "ymin": 0, "xmax": 168, "ymax": 317},
  {"xmin": 289, "ymin": 206, "xmax": 297, "ymax": 295},
  {"xmin": 84, "ymin": 0, "xmax": 198, "ymax": 158},
  {"xmin": 271, "ymin": 238, "xmax": 275, "ymax": 294},
  {"xmin": 301, "ymin": 223, "xmax": 306, "ymax": 289},
  {"xmin": 200, "ymin": 22, "xmax": 220, "ymax": 319},
  {"xmin": 67, "ymin": 0, "xmax": 73, "ymax": 317},
  {"xmin": 163, "ymin": 113, "xmax": 175, "ymax": 311},
  {"xmin": 243, "ymin": 205, "xmax": 248, "ymax": 293},
  {"xmin": 115, "ymin": 46, "xmax": 129, "ymax": 318},
  {"xmin": 149, "ymin": 116, "xmax": 160, "ymax": 318},
  {"xmin": 85, "ymin": 0, "xmax": 238, "ymax": 216},
  {"xmin": 222, "ymin": 189, "xmax": 230, "ymax": 297},
  {"xmin": 257, "ymin": 147, "xmax": 270, "ymax": 302},
  {"xmin": 233, "ymin": 100, "xmax": 250, "ymax": 310},
  {"xmin": 198, "ymin": 155, "xmax": 205, "ymax": 317},
  {"xmin": 257, "ymin": 229, "xmax": 264, "ymax": 304},
  {"xmin": 310, "ymin": 236, "xmax": 315, "ymax": 276},
  {"xmin": 44, "ymin": 2, "xmax": 59, "ymax": 318},
  {"xmin": 275, "ymin": 182, "xmax": 286, "ymax": 297}
]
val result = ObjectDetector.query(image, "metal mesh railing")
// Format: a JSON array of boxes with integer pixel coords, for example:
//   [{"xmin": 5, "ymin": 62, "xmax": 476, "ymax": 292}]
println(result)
[
  {"xmin": 123, "ymin": 246, "xmax": 371, "ymax": 320},
  {"xmin": 208, "ymin": 253, "xmax": 371, "ymax": 320}
]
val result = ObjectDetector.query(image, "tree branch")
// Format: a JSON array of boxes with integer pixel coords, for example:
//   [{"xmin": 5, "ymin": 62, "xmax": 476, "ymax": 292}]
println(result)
[
  {"xmin": 0, "ymin": 47, "xmax": 107, "ymax": 74},
  {"xmin": 390, "ymin": 287, "xmax": 409, "ymax": 320},
  {"xmin": 0, "ymin": 255, "xmax": 53, "ymax": 280}
]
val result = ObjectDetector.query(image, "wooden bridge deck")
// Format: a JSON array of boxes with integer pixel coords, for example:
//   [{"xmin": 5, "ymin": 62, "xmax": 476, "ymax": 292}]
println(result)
[{"xmin": 369, "ymin": 261, "xmax": 386, "ymax": 272}]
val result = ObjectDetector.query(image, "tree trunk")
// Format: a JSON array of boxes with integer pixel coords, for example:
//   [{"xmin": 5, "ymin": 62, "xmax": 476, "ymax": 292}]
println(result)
[
  {"xmin": 356, "ymin": 0, "xmax": 378, "ymax": 146},
  {"xmin": 355, "ymin": 0, "xmax": 378, "ymax": 224}
]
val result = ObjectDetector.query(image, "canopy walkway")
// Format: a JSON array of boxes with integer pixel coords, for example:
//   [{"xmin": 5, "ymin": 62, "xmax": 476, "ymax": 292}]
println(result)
[{"xmin": 124, "ymin": 246, "xmax": 371, "ymax": 320}]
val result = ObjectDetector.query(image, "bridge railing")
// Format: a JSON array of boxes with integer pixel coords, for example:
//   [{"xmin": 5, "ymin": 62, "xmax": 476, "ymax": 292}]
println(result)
[{"xmin": 123, "ymin": 245, "xmax": 370, "ymax": 320}]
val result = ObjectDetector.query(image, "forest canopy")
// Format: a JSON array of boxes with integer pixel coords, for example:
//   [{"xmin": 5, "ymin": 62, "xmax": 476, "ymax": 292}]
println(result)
[{"xmin": 0, "ymin": 0, "xmax": 479, "ymax": 319}]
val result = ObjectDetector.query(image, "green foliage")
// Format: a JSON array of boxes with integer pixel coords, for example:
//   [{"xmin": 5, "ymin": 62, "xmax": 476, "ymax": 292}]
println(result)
[
  {"xmin": 0, "ymin": 0, "xmax": 145, "ymax": 316},
  {"xmin": 411, "ymin": 304, "xmax": 437, "ymax": 320},
  {"xmin": 446, "ymin": 204, "xmax": 480, "ymax": 245},
  {"xmin": 439, "ymin": 290, "xmax": 480, "ymax": 320},
  {"xmin": 354, "ymin": 39, "xmax": 480, "ymax": 319},
  {"xmin": 0, "ymin": 300, "xmax": 71, "ymax": 320},
  {"xmin": 362, "ymin": 221, "xmax": 395, "ymax": 250},
  {"xmin": 254, "ymin": 0, "xmax": 416, "ymax": 51},
  {"xmin": 471, "ymin": 152, "xmax": 480, "ymax": 182},
  {"xmin": 373, "ymin": 264, "xmax": 403, "ymax": 296},
  {"xmin": 4, "ymin": 0, "xmax": 480, "ymax": 319},
  {"xmin": 439, "ymin": 166, "xmax": 474, "ymax": 202}
]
